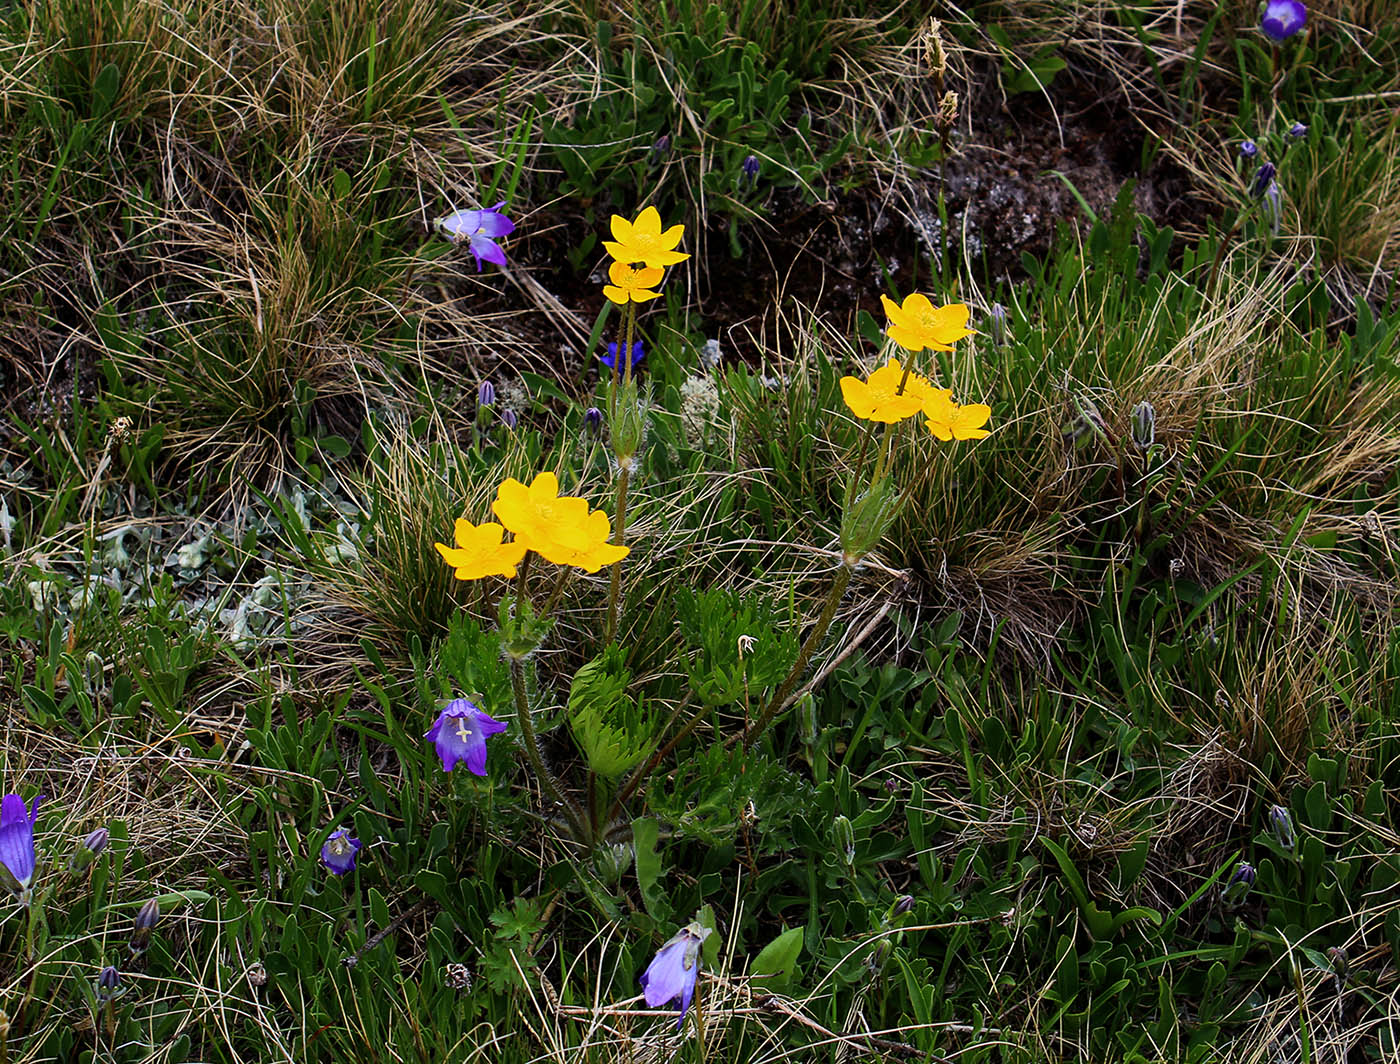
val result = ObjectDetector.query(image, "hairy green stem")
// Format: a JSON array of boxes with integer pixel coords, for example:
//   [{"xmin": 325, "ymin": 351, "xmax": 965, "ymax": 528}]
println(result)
[
  {"xmin": 605, "ymin": 465, "xmax": 630, "ymax": 644},
  {"xmin": 510, "ymin": 654, "xmax": 590, "ymax": 843},
  {"xmin": 742, "ymin": 564, "xmax": 853, "ymax": 750}
]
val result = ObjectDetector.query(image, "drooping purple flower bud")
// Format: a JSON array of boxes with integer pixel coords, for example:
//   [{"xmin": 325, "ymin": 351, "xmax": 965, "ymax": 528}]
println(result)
[
  {"xmin": 599, "ymin": 341, "xmax": 645, "ymax": 371},
  {"xmin": 639, "ymin": 922, "xmax": 711, "ymax": 1028},
  {"xmin": 0, "ymin": 793, "xmax": 43, "ymax": 900},
  {"xmin": 97, "ymin": 965, "xmax": 122, "ymax": 1001},
  {"xmin": 69, "ymin": 826, "xmax": 110, "ymax": 871},
  {"xmin": 424, "ymin": 699, "xmax": 508, "ymax": 776},
  {"xmin": 1252, "ymin": 161, "xmax": 1277, "ymax": 197},
  {"xmin": 478, "ymin": 380, "xmax": 495, "ymax": 407},
  {"xmin": 652, "ymin": 134, "xmax": 671, "ymax": 157},
  {"xmin": 437, "ymin": 202, "xmax": 515, "ymax": 272},
  {"xmin": 1239, "ymin": 140, "xmax": 1258, "ymax": 159},
  {"xmin": 1260, "ymin": 0, "xmax": 1306, "ymax": 43},
  {"xmin": 893, "ymin": 895, "xmax": 915, "ymax": 916},
  {"xmin": 1288, "ymin": 121, "xmax": 1308, "ymax": 138},
  {"xmin": 584, "ymin": 406, "xmax": 604, "ymax": 433},
  {"xmin": 320, "ymin": 829, "xmax": 362, "ymax": 876},
  {"xmin": 500, "ymin": 409, "xmax": 518, "ymax": 430},
  {"xmin": 129, "ymin": 898, "xmax": 161, "ymax": 957}
]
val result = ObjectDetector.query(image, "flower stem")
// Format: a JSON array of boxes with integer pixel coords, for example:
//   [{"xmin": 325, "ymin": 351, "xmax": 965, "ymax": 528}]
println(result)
[
  {"xmin": 510, "ymin": 654, "xmax": 591, "ymax": 843},
  {"xmin": 742, "ymin": 563, "xmax": 853, "ymax": 750},
  {"xmin": 605, "ymin": 464, "xmax": 630, "ymax": 644}
]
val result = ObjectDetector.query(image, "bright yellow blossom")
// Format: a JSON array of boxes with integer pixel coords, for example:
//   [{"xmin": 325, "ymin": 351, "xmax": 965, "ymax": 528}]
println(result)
[
  {"xmin": 923, "ymin": 389, "xmax": 992, "ymax": 440},
  {"xmin": 434, "ymin": 519, "xmax": 528, "ymax": 580},
  {"xmin": 492, "ymin": 472, "xmax": 630, "ymax": 573},
  {"xmin": 602, "ymin": 260, "xmax": 664, "ymax": 305},
  {"xmin": 604, "ymin": 206, "xmax": 689, "ymax": 268},
  {"xmin": 880, "ymin": 294, "xmax": 976, "ymax": 353},
  {"xmin": 839, "ymin": 358, "xmax": 933, "ymax": 423}
]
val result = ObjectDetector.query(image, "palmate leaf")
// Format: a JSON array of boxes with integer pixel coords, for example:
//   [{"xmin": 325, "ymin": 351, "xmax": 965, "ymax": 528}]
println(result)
[{"xmin": 567, "ymin": 646, "xmax": 654, "ymax": 778}]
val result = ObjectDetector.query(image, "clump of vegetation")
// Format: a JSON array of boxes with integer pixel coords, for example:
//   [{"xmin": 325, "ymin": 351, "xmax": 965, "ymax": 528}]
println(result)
[{"xmin": 2, "ymin": 1, "xmax": 1398, "ymax": 1062}]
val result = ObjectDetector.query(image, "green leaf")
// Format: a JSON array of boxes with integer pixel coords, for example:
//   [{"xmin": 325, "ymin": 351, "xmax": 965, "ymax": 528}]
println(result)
[
  {"xmin": 633, "ymin": 818, "xmax": 665, "ymax": 919},
  {"xmin": 750, "ymin": 925, "xmax": 804, "ymax": 988}
]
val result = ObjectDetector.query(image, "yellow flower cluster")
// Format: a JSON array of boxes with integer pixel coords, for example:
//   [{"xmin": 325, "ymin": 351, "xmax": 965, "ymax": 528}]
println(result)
[
  {"xmin": 839, "ymin": 295, "xmax": 991, "ymax": 441},
  {"xmin": 602, "ymin": 207, "xmax": 688, "ymax": 304},
  {"xmin": 435, "ymin": 472, "xmax": 629, "ymax": 580}
]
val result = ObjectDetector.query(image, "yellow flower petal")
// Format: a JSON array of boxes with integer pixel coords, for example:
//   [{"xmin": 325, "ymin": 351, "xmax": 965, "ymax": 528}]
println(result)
[
  {"xmin": 434, "ymin": 520, "xmax": 527, "ymax": 580},
  {"xmin": 950, "ymin": 403, "xmax": 992, "ymax": 439},
  {"xmin": 490, "ymin": 473, "xmax": 629, "ymax": 571},
  {"xmin": 883, "ymin": 293, "xmax": 976, "ymax": 353},
  {"xmin": 840, "ymin": 358, "xmax": 929, "ymax": 423},
  {"xmin": 603, "ymin": 207, "xmax": 690, "ymax": 268}
]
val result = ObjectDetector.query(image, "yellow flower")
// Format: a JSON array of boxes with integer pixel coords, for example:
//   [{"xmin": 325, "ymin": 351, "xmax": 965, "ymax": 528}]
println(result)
[
  {"xmin": 880, "ymin": 294, "xmax": 976, "ymax": 353},
  {"xmin": 434, "ymin": 519, "xmax": 528, "ymax": 580},
  {"xmin": 491, "ymin": 472, "xmax": 630, "ymax": 573},
  {"xmin": 604, "ymin": 206, "xmax": 689, "ymax": 268},
  {"xmin": 602, "ymin": 260, "xmax": 665, "ymax": 305},
  {"xmin": 923, "ymin": 390, "xmax": 991, "ymax": 440},
  {"xmin": 839, "ymin": 358, "xmax": 933, "ymax": 423}
]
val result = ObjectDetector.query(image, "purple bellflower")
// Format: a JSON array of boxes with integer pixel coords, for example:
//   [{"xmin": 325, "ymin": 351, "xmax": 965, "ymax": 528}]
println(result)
[
  {"xmin": 321, "ymin": 829, "xmax": 362, "ymax": 876},
  {"xmin": 425, "ymin": 699, "xmax": 507, "ymax": 776},
  {"xmin": 1261, "ymin": 0, "xmax": 1306, "ymax": 43},
  {"xmin": 639, "ymin": 921, "xmax": 712, "ymax": 1028},
  {"xmin": 599, "ymin": 341, "xmax": 645, "ymax": 371},
  {"xmin": 437, "ymin": 202, "xmax": 515, "ymax": 271},
  {"xmin": 1289, "ymin": 121, "xmax": 1308, "ymax": 138},
  {"xmin": 0, "ymin": 793, "xmax": 43, "ymax": 899},
  {"xmin": 1239, "ymin": 140, "xmax": 1258, "ymax": 159}
]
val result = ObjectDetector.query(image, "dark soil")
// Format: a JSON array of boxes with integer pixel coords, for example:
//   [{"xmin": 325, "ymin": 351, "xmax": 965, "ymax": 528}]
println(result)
[{"xmin": 518, "ymin": 74, "xmax": 1209, "ymax": 371}]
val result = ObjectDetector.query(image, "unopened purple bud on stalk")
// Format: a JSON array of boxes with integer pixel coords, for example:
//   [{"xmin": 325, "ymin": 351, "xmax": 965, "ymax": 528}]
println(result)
[
  {"xmin": 987, "ymin": 303, "xmax": 1009, "ymax": 347},
  {"xmin": 478, "ymin": 381, "xmax": 495, "ymax": 407},
  {"xmin": 741, "ymin": 154, "xmax": 760, "ymax": 187},
  {"xmin": 129, "ymin": 897, "xmax": 161, "ymax": 957},
  {"xmin": 1288, "ymin": 121, "xmax": 1308, "ymax": 138},
  {"xmin": 1221, "ymin": 861, "xmax": 1256, "ymax": 909},
  {"xmin": 1267, "ymin": 804, "xmax": 1296, "ymax": 852},
  {"xmin": 69, "ymin": 826, "xmax": 110, "ymax": 871},
  {"xmin": 584, "ymin": 406, "xmax": 604, "ymax": 432},
  {"xmin": 501, "ymin": 409, "xmax": 518, "ymax": 430},
  {"xmin": 1252, "ymin": 161, "xmax": 1277, "ymax": 198},
  {"xmin": 97, "ymin": 965, "xmax": 122, "ymax": 1001}
]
